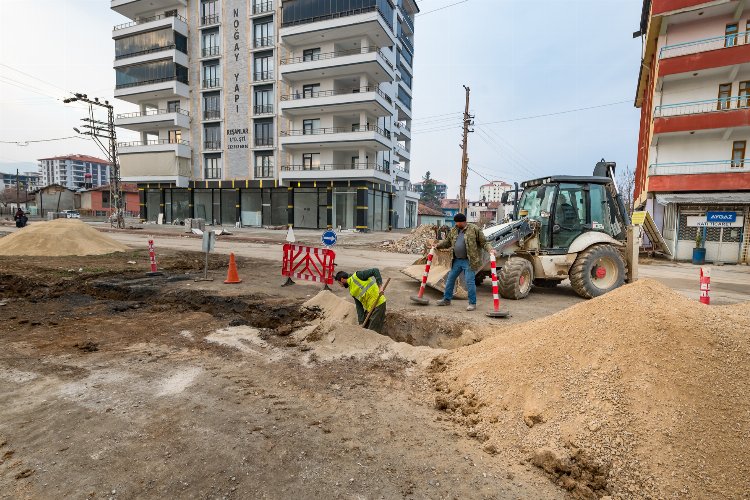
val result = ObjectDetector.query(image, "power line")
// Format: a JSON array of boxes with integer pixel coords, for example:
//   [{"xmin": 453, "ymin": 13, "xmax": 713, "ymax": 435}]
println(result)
[
  {"xmin": 480, "ymin": 126, "xmax": 543, "ymax": 174},
  {"xmin": 475, "ymin": 128, "xmax": 539, "ymax": 179},
  {"xmin": 0, "ymin": 63, "xmax": 75, "ymax": 96},
  {"xmin": 416, "ymin": 0, "xmax": 469, "ymax": 16},
  {"xmin": 0, "ymin": 136, "xmax": 86, "ymax": 145},
  {"xmin": 412, "ymin": 110, "xmax": 463, "ymax": 121},
  {"xmin": 476, "ymin": 100, "xmax": 632, "ymax": 127}
]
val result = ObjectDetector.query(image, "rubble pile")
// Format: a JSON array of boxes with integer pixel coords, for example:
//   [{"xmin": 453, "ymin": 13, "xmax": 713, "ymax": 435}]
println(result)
[{"xmin": 381, "ymin": 225, "xmax": 437, "ymax": 254}]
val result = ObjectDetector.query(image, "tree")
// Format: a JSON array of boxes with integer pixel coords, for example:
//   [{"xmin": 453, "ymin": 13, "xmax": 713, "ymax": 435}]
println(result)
[
  {"xmin": 420, "ymin": 171, "xmax": 441, "ymax": 210},
  {"xmin": 616, "ymin": 164, "xmax": 636, "ymax": 215}
]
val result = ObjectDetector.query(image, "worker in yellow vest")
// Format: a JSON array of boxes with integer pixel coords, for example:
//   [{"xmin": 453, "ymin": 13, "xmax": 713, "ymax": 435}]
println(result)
[{"xmin": 335, "ymin": 269, "xmax": 387, "ymax": 333}]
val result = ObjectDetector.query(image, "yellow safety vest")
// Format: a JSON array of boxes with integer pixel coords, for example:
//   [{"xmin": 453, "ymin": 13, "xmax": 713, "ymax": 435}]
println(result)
[{"xmin": 348, "ymin": 274, "xmax": 386, "ymax": 311}]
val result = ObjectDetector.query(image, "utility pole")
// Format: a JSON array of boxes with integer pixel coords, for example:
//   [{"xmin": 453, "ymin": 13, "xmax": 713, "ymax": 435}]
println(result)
[
  {"xmin": 459, "ymin": 85, "xmax": 474, "ymax": 215},
  {"xmin": 16, "ymin": 169, "xmax": 20, "ymax": 210},
  {"xmin": 64, "ymin": 93, "xmax": 124, "ymax": 228}
]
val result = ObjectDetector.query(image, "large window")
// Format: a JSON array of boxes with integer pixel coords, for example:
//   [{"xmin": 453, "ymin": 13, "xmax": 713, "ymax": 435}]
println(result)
[
  {"xmin": 203, "ymin": 92, "xmax": 220, "ymax": 119},
  {"xmin": 205, "ymin": 154, "xmax": 222, "ymax": 179},
  {"xmin": 203, "ymin": 63, "xmax": 220, "ymax": 88},
  {"xmin": 115, "ymin": 61, "xmax": 187, "ymax": 88},
  {"xmin": 731, "ymin": 140, "xmax": 746, "ymax": 168},
  {"xmin": 115, "ymin": 29, "xmax": 185, "ymax": 59},
  {"xmin": 254, "ymin": 54, "xmax": 273, "ymax": 81},
  {"xmin": 168, "ymin": 130, "xmax": 182, "ymax": 143},
  {"xmin": 254, "ymin": 154, "xmax": 274, "ymax": 178},
  {"xmin": 202, "ymin": 28, "xmax": 220, "ymax": 57},
  {"xmin": 281, "ymin": 0, "xmax": 394, "ymax": 29},
  {"xmin": 255, "ymin": 120, "xmax": 273, "ymax": 146},
  {"xmin": 303, "ymin": 153, "xmax": 320, "ymax": 170},
  {"xmin": 201, "ymin": 0, "xmax": 218, "ymax": 25},
  {"xmin": 717, "ymin": 83, "xmax": 732, "ymax": 110},
  {"xmin": 254, "ymin": 19, "xmax": 274, "ymax": 48},
  {"xmin": 398, "ymin": 86, "xmax": 412, "ymax": 109},
  {"xmin": 553, "ymin": 184, "xmax": 587, "ymax": 248},
  {"xmin": 302, "ymin": 83, "xmax": 320, "ymax": 98},
  {"xmin": 303, "ymin": 48, "xmax": 321, "ymax": 61},
  {"xmin": 204, "ymin": 124, "xmax": 221, "ymax": 149},
  {"xmin": 254, "ymin": 87, "xmax": 273, "ymax": 114},
  {"xmin": 303, "ymin": 118, "xmax": 320, "ymax": 135},
  {"xmin": 739, "ymin": 81, "xmax": 750, "ymax": 108},
  {"xmin": 725, "ymin": 23, "xmax": 739, "ymax": 47}
]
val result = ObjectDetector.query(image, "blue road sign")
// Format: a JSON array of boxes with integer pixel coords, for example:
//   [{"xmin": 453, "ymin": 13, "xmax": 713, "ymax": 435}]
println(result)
[
  {"xmin": 706, "ymin": 211, "xmax": 736, "ymax": 223},
  {"xmin": 321, "ymin": 230, "xmax": 337, "ymax": 246}
]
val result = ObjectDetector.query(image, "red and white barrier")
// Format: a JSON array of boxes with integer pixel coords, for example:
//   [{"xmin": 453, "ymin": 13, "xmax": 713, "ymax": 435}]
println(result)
[
  {"xmin": 486, "ymin": 254, "xmax": 509, "ymax": 318},
  {"xmin": 148, "ymin": 238, "xmax": 158, "ymax": 274},
  {"xmin": 699, "ymin": 267, "xmax": 711, "ymax": 305},
  {"xmin": 282, "ymin": 244, "xmax": 336, "ymax": 286},
  {"xmin": 416, "ymin": 247, "xmax": 435, "ymax": 299}
]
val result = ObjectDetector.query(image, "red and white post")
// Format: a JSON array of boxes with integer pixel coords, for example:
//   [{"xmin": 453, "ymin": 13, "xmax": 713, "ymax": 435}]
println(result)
[
  {"xmin": 147, "ymin": 237, "xmax": 162, "ymax": 276},
  {"xmin": 410, "ymin": 247, "xmax": 435, "ymax": 305},
  {"xmin": 699, "ymin": 266, "xmax": 711, "ymax": 305},
  {"xmin": 486, "ymin": 254, "xmax": 509, "ymax": 318}
]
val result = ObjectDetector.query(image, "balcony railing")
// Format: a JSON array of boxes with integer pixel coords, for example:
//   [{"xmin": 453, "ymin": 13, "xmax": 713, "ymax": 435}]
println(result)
[
  {"xmin": 252, "ymin": 1, "xmax": 273, "ymax": 14},
  {"xmin": 280, "ymin": 46, "xmax": 393, "ymax": 69},
  {"xmin": 255, "ymin": 137, "xmax": 274, "ymax": 147},
  {"xmin": 648, "ymin": 159, "xmax": 749, "ymax": 176},
  {"xmin": 202, "ymin": 78, "xmax": 221, "ymax": 88},
  {"xmin": 113, "ymin": 13, "xmax": 187, "ymax": 31},
  {"xmin": 399, "ymin": 6, "xmax": 414, "ymax": 32},
  {"xmin": 201, "ymin": 46, "xmax": 221, "ymax": 58},
  {"xmin": 399, "ymin": 34, "xmax": 414, "ymax": 55},
  {"xmin": 254, "ymin": 104, "xmax": 274, "ymax": 114},
  {"xmin": 281, "ymin": 2, "xmax": 393, "ymax": 30},
  {"xmin": 117, "ymin": 108, "xmax": 190, "ymax": 119},
  {"xmin": 281, "ymin": 124, "xmax": 390, "ymax": 139},
  {"xmin": 254, "ymin": 71, "xmax": 274, "ymax": 81},
  {"xmin": 281, "ymin": 162, "xmax": 389, "ymax": 173},
  {"xmin": 117, "ymin": 139, "xmax": 190, "ymax": 148},
  {"xmin": 395, "ymin": 144, "xmax": 409, "ymax": 157},
  {"xmin": 654, "ymin": 96, "xmax": 750, "ymax": 117},
  {"xmin": 204, "ymin": 140, "xmax": 222, "ymax": 150},
  {"xmin": 115, "ymin": 44, "xmax": 181, "ymax": 60},
  {"xmin": 201, "ymin": 15, "xmax": 220, "ymax": 26},
  {"xmin": 254, "ymin": 37, "xmax": 274, "ymax": 48},
  {"xmin": 280, "ymin": 85, "xmax": 392, "ymax": 104},
  {"xmin": 115, "ymin": 76, "xmax": 187, "ymax": 89},
  {"xmin": 205, "ymin": 168, "xmax": 222, "ymax": 179},
  {"xmin": 203, "ymin": 109, "xmax": 221, "ymax": 120},
  {"xmin": 660, "ymin": 31, "xmax": 750, "ymax": 59}
]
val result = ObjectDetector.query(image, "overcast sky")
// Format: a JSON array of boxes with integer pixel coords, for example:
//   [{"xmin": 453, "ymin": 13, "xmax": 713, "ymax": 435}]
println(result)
[{"xmin": 0, "ymin": 0, "xmax": 642, "ymax": 198}]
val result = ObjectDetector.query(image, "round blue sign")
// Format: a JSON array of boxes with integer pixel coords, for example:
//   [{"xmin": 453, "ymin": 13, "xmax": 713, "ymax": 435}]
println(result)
[{"xmin": 321, "ymin": 230, "xmax": 337, "ymax": 246}]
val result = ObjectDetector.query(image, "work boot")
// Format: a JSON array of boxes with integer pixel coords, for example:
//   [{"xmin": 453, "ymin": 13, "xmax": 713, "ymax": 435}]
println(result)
[
  {"xmin": 466, "ymin": 304, "xmax": 476, "ymax": 311},
  {"xmin": 435, "ymin": 299, "xmax": 451, "ymax": 306}
]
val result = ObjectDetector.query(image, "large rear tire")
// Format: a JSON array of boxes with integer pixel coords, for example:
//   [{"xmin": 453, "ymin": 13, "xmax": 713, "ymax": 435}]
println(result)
[
  {"xmin": 498, "ymin": 257, "xmax": 534, "ymax": 300},
  {"xmin": 569, "ymin": 244, "xmax": 626, "ymax": 299}
]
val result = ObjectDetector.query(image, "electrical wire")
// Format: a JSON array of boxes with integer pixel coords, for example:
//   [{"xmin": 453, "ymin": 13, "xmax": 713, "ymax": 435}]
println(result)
[
  {"xmin": 416, "ymin": 0, "xmax": 469, "ymax": 16},
  {"xmin": 0, "ymin": 136, "xmax": 87, "ymax": 145}
]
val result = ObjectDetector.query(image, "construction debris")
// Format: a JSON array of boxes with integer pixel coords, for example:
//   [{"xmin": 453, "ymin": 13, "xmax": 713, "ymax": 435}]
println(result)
[
  {"xmin": 381, "ymin": 225, "xmax": 439, "ymax": 254},
  {"xmin": 0, "ymin": 219, "xmax": 129, "ymax": 256},
  {"xmin": 431, "ymin": 279, "xmax": 750, "ymax": 499}
]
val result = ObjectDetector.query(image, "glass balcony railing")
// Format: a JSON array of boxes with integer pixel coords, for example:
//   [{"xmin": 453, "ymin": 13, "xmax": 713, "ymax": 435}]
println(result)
[
  {"xmin": 281, "ymin": 124, "xmax": 390, "ymax": 139},
  {"xmin": 649, "ymin": 159, "xmax": 749, "ymax": 175},
  {"xmin": 654, "ymin": 96, "xmax": 750, "ymax": 117},
  {"xmin": 118, "ymin": 139, "xmax": 190, "ymax": 148},
  {"xmin": 280, "ymin": 85, "xmax": 392, "ymax": 104},
  {"xmin": 281, "ymin": 0, "xmax": 394, "ymax": 30},
  {"xmin": 117, "ymin": 108, "xmax": 189, "ymax": 119},
  {"xmin": 660, "ymin": 31, "xmax": 750, "ymax": 59},
  {"xmin": 113, "ymin": 13, "xmax": 187, "ymax": 31},
  {"xmin": 115, "ymin": 75, "xmax": 188, "ymax": 90},
  {"xmin": 280, "ymin": 46, "xmax": 393, "ymax": 70},
  {"xmin": 252, "ymin": 1, "xmax": 273, "ymax": 15},
  {"xmin": 281, "ymin": 162, "xmax": 390, "ymax": 174}
]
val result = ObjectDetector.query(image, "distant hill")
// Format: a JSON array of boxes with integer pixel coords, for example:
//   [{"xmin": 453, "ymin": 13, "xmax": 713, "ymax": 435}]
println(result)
[{"xmin": 0, "ymin": 161, "xmax": 38, "ymax": 175}]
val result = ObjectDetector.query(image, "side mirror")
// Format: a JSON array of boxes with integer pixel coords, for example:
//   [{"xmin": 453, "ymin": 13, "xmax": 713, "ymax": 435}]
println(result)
[{"xmin": 500, "ymin": 192, "xmax": 509, "ymax": 204}]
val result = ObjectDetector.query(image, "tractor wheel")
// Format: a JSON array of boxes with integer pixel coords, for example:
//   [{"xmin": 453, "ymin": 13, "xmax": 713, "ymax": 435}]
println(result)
[
  {"xmin": 569, "ymin": 244, "xmax": 626, "ymax": 299},
  {"xmin": 533, "ymin": 279, "xmax": 559, "ymax": 288},
  {"xmin": 498, "ymin": 257, "xmax": 534, "ymax": 300}
]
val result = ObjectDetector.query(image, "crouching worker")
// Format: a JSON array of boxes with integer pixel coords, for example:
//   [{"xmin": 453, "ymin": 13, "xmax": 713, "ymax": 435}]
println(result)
[{"xmin": 335, "ymin": 268, "xmax": 387, "ymax": 333}]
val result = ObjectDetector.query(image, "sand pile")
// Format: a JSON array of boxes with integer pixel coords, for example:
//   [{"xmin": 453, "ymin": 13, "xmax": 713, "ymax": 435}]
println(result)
[
  {"xmin": 381, "ymin": 224, "xmax": 437, "ymax": 254},
  {"xmin": 431, "ymin": 279, "xmax": 750, "ymax": 499},
  {"xmin": 0, "ymin": 219, "xmax": 129, "ymax": 256}
]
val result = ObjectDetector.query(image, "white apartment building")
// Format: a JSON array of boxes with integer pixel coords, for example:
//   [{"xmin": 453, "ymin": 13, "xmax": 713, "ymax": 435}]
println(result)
[
  {"xmin": 635, "ymin": 0, "xmax": 750, "ymax": 263},
  {"xmin": 111, "ymin": 0, "xmax": 419, "ymax": 230},
  {"xmin": 479, "ymin": 180, "xmax": 512, "ymax": 202},
  {"xmin": 37, "ymin": 154, "xmax": 111, "ymax": 189},
  {"xmin": 0, "ymin": 171, "xmax": 40, "ymax": 190}
]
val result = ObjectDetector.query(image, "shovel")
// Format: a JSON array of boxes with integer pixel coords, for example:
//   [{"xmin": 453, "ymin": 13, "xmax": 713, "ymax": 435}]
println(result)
[{"xmin": 361, "ymin": 278, "xmax": 391, "ymax": 328}]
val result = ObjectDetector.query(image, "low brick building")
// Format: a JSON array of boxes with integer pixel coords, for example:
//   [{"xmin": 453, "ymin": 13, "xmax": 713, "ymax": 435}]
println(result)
[{"xmin": 80, "ymin": 184, "xmax": 139, "ymax": 217}]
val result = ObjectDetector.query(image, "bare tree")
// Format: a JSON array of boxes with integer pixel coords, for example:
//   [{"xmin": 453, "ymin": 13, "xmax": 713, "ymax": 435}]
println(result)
[{"xmin": 616, "ymin": 164, "xmax": 636, "ymax": 215}]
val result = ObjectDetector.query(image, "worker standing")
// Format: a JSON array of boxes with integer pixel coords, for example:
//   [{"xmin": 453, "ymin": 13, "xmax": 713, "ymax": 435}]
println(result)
[
  {"xmin": 335, "ymin": 269, "xmax": 387, "ymax": 333},
  {"xmin": 432, "ymin": 213, "xmax": 495, "ymax": 311}
]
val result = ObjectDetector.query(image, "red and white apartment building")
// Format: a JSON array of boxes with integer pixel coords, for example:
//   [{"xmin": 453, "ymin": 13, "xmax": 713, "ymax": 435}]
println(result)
[{"xmin": 635, "ymin": 0, "xmax": 750, "ymax": 263}]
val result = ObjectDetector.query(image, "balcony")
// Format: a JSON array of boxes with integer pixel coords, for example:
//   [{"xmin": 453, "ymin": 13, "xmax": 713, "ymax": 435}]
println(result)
[
  {"xmin": 117, "ymin": 139, "xmax": 191, "ymax": 158},
  {"xmin": 658, "ymin": 31, "xmax": 750, "ymax": 78},
  {"xmin": 115, "ymin": 108, "xmax": 190, "ymax": 131},
  {"xmin": 112, "ymin": 13, "xmax": 187, "ymax": 38},
  {"xmin": 203, "ymin": 109, "xmax": 221, "ymax": 120},
  {"xmin": 399, "ymin": 34, "xmax": 414, "ymax": 55},
  {"xmin": 280, "ymin": 125, "xmax": 391, "ymax": 151},
  {"xmin": 653, "ymin": 96, "xmax": 750, "ymax": 135},
  {"xmin": 201, "ymin": 14, "xmax": 220, "ymax": 27},
  {"xmin": 111, "ymin": 0, "xmax": 187, "ymax": 19},
  {"xmin": 254, "ymin": 104, "xmax": 274, "ymax": 115},
  {"xmin": 255, "ymin": 137, "xmax": 274, "ymax": 147},
  {"xmin": 394, "ymin": 144, "xmax": 410, "ymax": 160},
  {"xmin": 279, "ymin": 46, "xmax": 394, "ymax": 83},
  {"xmin": 204, "ymin": 168, "xmax": 222, "ymax": 180},
  {"xmin": 114, "ymin": 76, "xmax": 189, "ymax": 103},
  {"xmin": 201, "ymin": 46, "xmax": 221, "ymax": 58},
  {"xmin": 394, "ymin": 120, "xmax": 411, "ymax": 139},
  {"xmin": 279, "ymin": 86, "xmax": 393, "ymax": 116},
  {"xmin": 113, "ymin": 45, "xmax": 188, "ymax": 68},
  {"xmin": 252, "ymin": 1, "xmax": 273, "ymax": 15},
  {"xmin": 280, "ymin": 162, "xmax": 391, "ymax": 183},
  {"xmin": 398, "ymin": 7, "xmax": 414, "ymax": 34},
  {"xmin": 254, "ymin": 37, "xmax": 274, "ymax": 49},
  {"xmin": 254, "ymin": 71, "xmax": 274, "ymax": 82},
  {"xmin": 647, "ymin": 159, "xmax": 750, "ymax": 192},
  {"xmin": 204, "ymin": 140, "xmax": 222, "ymax": 150},
  {"xmin": 202, "ymin": 78, "xmax": 221, "ymax": 89}
]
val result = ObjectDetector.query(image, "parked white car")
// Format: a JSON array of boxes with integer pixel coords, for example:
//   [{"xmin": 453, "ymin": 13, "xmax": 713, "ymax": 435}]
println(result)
[{"xmin": 60, "ymin": 210, "xmax": 81, "ymax": 219}]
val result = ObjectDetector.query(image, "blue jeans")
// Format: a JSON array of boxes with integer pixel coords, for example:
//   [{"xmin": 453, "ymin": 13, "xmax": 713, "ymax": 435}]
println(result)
[{"xmin": 443, "ymin": 258, "xmax": 476, "ymax": 305}]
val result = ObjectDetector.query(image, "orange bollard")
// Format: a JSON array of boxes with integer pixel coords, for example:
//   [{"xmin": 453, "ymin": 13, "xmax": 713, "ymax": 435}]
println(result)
[{"xmin": 224, "ymin": 252, "xmax": 242, "ymax": 284}]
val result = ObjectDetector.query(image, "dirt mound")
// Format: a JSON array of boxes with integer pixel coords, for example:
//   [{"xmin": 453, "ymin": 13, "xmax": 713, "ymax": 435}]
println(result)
[
  {"xmin": 0, "ymin": 219, "xmax": 129, "ymax": 256},
  {"xmin": 431, "ymin": 279, "xmax": 750, "ymax": 499},
  {"xmin": 381, "ymin": 225, "xmax": 437, "ymax": 254}
]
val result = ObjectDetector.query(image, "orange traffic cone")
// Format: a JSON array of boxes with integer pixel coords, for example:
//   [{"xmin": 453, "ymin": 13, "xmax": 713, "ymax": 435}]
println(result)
[{"xmin": 224, "ymin": 252, "xmax": 242, "ymax": 284}]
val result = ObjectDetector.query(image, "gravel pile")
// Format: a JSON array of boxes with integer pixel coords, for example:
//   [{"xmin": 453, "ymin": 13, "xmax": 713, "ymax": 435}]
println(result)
[
  {"xmin": 381, "ymin": 225, "xmax": 438, "ymax": 254},
  {"xmin": 430, "ymin": 279, "xmax": 750, "ymax": 499},
  {"xmin": 0, "ymin": 219, "xmax": 129, "ymax": 256}
]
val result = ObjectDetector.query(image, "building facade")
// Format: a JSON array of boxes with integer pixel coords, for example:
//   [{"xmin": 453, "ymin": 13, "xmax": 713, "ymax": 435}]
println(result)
[
  {"xmin": 479, "ymin": 180, "xmax": 511, "ymax": 202},
  {"xmin": 111, "ymin": 0, "xmax": 419, "ymax": 230},
  {"xmin": 0, "ymin": 171, "xmax": 40, "ymax": 191},
  {"xmin": 467, "ymin": 200, "xmax": 501, "ymax": 226},
  {"xmin": 37, "ymin": 155, "xmax": 111, "ymax": 190},
  {"xmin": 635, "ymin": 0, "xmax": 750, "ymax": 263},
  {"xmin": 412, "ymin": 179, "xmax": 447, "ymax": 199},
  {"xmin": 80, "ymin": 184, "xmax": 141, "ymax": 216}
]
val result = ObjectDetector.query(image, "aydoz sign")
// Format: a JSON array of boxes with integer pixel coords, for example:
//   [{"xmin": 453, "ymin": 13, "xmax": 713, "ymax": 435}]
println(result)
[{"xmin": 706, "ymin": 211, "xmax": 736, "ymax": 223}]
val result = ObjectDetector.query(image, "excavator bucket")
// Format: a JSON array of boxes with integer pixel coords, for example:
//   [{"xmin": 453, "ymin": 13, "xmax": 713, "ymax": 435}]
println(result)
[{"xmin": 400, "ymin": 246, "xmax": 468, "ymax": 299}]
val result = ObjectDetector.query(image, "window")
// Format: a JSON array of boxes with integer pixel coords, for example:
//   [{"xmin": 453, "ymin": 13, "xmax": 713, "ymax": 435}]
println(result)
[
  {"xmin": 114, "ymin": 28, "xmax": 176, "ymax": 59},
  {"xmin": 201, "ymin": 0, "xmax": 218, "ymax": 25},
  {"xmin": 747, "ymin": 21, "xmax": 750, "ymax": 44},
  {"xmin": 303, "ymin": 119, "xmax": 320, "ymax": 135},
  {"xmin": 167, "ymin": 100, "xmax": 180, "ymax": 112},
  {"xmin": 203, "ymin": 92, "xmax": 220, "ymax": 119},
  {"xmin": 254, "ymin": 55, "xmax": 273, "ymax": 81},
  {"xmin": 203, "ymin": 63, "xmax": 220, "ymax": 88},
  {"xmin": 255, "ymin": 120, "xmax": 273, "ymax": 146},
  {"xmin": 739, "ymin": 81, "xmax": 750, "ymax": 108},
  {"xmin": 303, "ymin": 48, "xmax": 321, "ymax": 61},
  {"xmin": 204, "ymin": 124, "xmax": 221, "ymax": 149},
  {"xmin": 205, "ymin": 154, "xmax": 222, "ymax": 179},
  {"xmin": 725, "ymin": 23, "xmax": 739, "ymax": 47},
  {"xmin": 202, "ymin": 29, "xmax": 220, "ymax": 57},
  {"xmin": 383, "ymin": 160, "xmax": 389, "ymax": 172},
  {"xmin": 351, "ymin": 155, "xmax": 368, "ymax": 168},
  {"xmin": 115, "ymin": 61, "xmax": 187, "ymax": 88},
  {"xmin": 302, "ymin": 153, "xmax": 320, "ymax": 170},
  {"xmin": 168, "ymin": 130, "xmax": 182, "ymax": 143},
  {"xmin": 254, "ymin": 87, "xmax": 272, "ymax": 114},
  {"xmin": 718, "ymin": 83, "xmax": 732, "ymax": 110},
  {"xmin": 302, "ymin": 83, "xmax": 320, "ymax": 98},
  {"xmin": 254, "ymin": 20, "xmax": 273, "ymax": 48},
  {"xmin": 254, "ymin": 154, "xmax": 273, "ymax": 178},
  {"xmin": 731, "ymin": 140, "xmax": 746, "ymax": 168}
]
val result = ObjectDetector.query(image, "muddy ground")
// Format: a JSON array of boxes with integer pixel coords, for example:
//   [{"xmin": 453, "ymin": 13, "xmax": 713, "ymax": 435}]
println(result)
[{"xmin": 0, "ymin": 250, "xmax": 563, "ymax": 499}]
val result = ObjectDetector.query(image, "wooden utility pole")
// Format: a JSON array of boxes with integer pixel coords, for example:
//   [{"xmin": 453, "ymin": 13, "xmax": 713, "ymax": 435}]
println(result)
[{"xmin": 459, "ymin": 85, "xmax": 474, "ymax": 215}]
